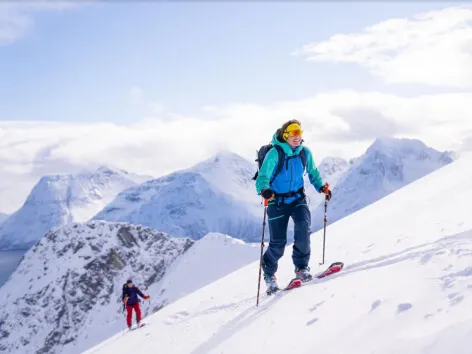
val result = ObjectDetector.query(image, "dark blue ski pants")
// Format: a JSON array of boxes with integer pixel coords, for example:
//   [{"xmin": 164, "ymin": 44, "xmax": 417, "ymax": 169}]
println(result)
[{"xmin": 262, "ymin": 197, "xmax": 311, "ymax": 277}]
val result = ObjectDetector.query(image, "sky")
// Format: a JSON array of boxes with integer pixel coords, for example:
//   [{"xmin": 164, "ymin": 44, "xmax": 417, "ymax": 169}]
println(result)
[{"xmin": 1, "ymin": 1, "xmax": 472, "ymax": 213}]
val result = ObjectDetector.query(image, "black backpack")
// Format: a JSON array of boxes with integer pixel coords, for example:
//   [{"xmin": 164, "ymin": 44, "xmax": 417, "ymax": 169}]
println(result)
[{"xmin": 252, "ymin": 143, "xmax": 307, "ymax": 184}]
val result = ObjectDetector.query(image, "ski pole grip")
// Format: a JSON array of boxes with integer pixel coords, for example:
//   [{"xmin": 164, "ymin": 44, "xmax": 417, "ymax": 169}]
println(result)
[{"xmin": 263, "ymin": 198, "xmax": 268, "ymax": 207}]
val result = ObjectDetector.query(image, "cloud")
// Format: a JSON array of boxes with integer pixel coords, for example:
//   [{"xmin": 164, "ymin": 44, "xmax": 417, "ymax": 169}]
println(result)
[
  {"xmin": 1, "ymin": 89, "xmax": 472, "ymax": 213},
  {"xmin": 294, "ymin": 5, "xmax": 472, "ymax": 88},
  {"xmin": 329, "ymin": 107, "xmax": 407, "ymax": 141},
  {"xmin": 457, "ymin": 134, "xmax": 472, "ymax": 152},
  {"xmin": 0, "ymin": 1, "xmax": 85, "ymax": 45}
]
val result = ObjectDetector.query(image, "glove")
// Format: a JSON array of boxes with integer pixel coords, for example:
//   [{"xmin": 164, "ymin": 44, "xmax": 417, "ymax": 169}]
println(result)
[
  {"xmin": 319, "ymin": 184, "xmax": 332, "ymax": 201},
  {"xmin": 123, "ymin": 296, "xmax": 128, "ymax": 305},
  {"xmin": 261, "ymin": 188, "xmax": 275, "ymax": 201},
  {"xmin": 144, "ymin": 295, "xmax": 150, "ymax": 299}
]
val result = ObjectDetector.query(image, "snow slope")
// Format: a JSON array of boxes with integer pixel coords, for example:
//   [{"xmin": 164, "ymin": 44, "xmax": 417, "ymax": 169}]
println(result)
[
  {"xmin": 84, "ymin": 151, "xmax": 472, "ymax": 354},
  {"xmin": 312, "ymin": 137, "xmax": 454, "ymax": 230},
  {"xmin": 0, "ymin": 166, "xmax": 148, "ymax": 250},
  {"xmin": 150, "ymin": 232, "xmax": 259, "ymax": 308}
]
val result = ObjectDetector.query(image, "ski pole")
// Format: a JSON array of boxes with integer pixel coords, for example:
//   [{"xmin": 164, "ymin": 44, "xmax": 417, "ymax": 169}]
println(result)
[
  {"xmin": 320, "ymin": 183, "xmax": 329, "ymax": 265},
  {"xmin": 256, "ymin": 198, "xmax": 269, "ymax": 307}
]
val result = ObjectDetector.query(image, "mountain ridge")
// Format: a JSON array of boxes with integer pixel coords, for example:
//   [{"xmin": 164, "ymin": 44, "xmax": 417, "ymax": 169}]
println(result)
[
  {"xmin": 312, "ymin": 137, "xmax": 454, "ymax": 230},
  {"xmin": 0, "ymin": 166, "xmax": 150, "ymax": 250}
]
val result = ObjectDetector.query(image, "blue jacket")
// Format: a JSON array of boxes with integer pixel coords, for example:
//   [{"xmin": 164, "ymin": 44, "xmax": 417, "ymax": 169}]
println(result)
[
  {"xmin": 122, "ymin": 285, "xmax": 146, "ymax": 306},
  {"xmin": 255, "ymin": 132, "xmax": 324, "ymax": 204}
]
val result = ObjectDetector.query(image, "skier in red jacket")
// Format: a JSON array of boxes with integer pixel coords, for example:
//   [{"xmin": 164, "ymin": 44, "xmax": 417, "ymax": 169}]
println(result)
[{"xmin": 122, "ymin": 279, "xmax": 150, "ymax": 329}]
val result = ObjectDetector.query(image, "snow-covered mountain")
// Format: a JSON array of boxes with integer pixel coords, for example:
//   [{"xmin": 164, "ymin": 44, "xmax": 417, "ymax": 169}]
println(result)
[
  {"xmin": 83, "ymin": 151, "xmax": 472, "ymax": 354},
  {"xmin": 0, "ymin": 221, "xmax": 259, "ymax": 354},
  {"xmin": 0, "ymin": 166, "xmax": 149, "ymax": 250},
  {"xmin": 303, "ymin": 156, "xmax": 351, "ymax": 208},
  {"xmin": 0, "ymin": 221, "xmax": 193, "ymax": 354},
  {"xmin": 317, "ymin": 157, "xmax": 351, "ymax": 185},
  {"xmin": 93, "ymin": 152, "xmax": 265, "ymax": 242},
  {"xmin": 93, "ymin": 151, "xmax": 348, "ymax": 243},
  {"xmin": 312, "ymin": 138, "xmax": 454, "ymax": 230},
  {"xmin": 0, "ymin": 212, "xmax": 8, "ymax": 226}
]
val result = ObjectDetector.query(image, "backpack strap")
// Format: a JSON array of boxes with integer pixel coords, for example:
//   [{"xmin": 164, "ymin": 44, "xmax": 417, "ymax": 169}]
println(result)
[
  {"xmin": 300, "ymin": 147, "xmax": 306, "ymax": 170},
  {"xmin": 269, "ymin": 145, "xmax": 285, "ymax": 184}
]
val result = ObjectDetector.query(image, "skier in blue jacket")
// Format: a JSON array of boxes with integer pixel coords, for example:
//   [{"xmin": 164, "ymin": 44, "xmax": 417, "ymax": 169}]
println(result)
[{"xmin": 255, "ymin": 119, "xmax": 331, "ymax": 294}]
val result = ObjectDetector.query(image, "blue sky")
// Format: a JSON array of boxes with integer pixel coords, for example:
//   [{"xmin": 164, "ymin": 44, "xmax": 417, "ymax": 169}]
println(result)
[{"xmin": 0, "ymin": 1, "xmax": 458, "ymax": 123}]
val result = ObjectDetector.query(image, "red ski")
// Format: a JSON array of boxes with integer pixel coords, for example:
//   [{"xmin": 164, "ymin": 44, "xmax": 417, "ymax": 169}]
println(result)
[{"xmin": 283, "ymin": 262, "xmax": 344, "ymax": 291}]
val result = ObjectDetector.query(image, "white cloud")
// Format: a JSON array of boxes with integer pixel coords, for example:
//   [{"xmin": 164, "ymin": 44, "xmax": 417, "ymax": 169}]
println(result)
[
  {"xmin": 0, "ymin": 1, "xmax": 85, "ymax": 45},
  {"xmin": 1, "ymin": 89, "xmax": 471, "ymax": 213},
  {"xmin": 294, "ymin": 5, "xmax": 472, "ymax": 88}
]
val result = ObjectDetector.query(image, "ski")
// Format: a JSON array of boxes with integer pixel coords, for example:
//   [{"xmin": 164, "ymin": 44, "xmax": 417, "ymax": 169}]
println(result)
[
  {"xmin": 282, "ymin": 261, "xmax": 344, "ymax": 292},
  {"xmin": 130, "ymin": 323, "xmax": 146, "ymax": 331},
  {"xmin": 264, "ymin": 262, "xmax": 344, "ymax": 297}
]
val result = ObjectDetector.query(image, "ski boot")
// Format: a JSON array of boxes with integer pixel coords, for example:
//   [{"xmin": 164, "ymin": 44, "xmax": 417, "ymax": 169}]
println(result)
[
  {"xmin": 295, "ymin": 267, "xmax": 313, "ymax": 283},
  {"xmin": 264, "ymin": 274, "xmax": 280, "ymax": 295}
]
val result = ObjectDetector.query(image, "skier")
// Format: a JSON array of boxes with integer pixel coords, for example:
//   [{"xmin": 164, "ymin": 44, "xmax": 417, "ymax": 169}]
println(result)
[
  {"xmin": 255, "ymin": 119, "xmax": 332, "ymax": 294},
  {"xmin": 122, "ymin": 278, "xmax": 150, "ymax": 329}
]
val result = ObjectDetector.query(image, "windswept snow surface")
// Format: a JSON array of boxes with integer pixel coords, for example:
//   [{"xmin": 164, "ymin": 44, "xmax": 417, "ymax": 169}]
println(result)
[{"xmin": 84, "ymin": 152, "xmax": 472, "ymax": 354}]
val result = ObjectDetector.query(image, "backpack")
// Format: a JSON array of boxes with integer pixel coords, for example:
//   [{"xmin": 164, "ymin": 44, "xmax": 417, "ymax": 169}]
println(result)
[{"xmin": 252, "ymin": 143, "xmax": 307, "ymax": 184}]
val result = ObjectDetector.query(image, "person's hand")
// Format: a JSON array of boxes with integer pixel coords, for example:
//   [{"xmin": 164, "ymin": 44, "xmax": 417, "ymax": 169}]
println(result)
[
  {"xmin": 123, "ymin": 296, "xmax": 128, "ymax": 304},
  {"xmin": 261, "ymin": 188, "xmax": 275, "ymax": 201},
  {"xmin": 144, "ymin": 295, "xmax": 150, "ymax": 300},
  {"xmin": 319, "ymin": 183, "xmax": 332, "ymax": 201}
]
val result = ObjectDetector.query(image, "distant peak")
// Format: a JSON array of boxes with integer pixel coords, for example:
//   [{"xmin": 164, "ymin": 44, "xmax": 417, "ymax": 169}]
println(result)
[
  {"xmin": 369, "ymin": 137, "xmax": 427, "ymax": 151},
  {"xmin": 95, "ymin": 165, "xmax": 120, "ymax": 175},
  {"xmin": 211, "ymin": 150, "xmax": 244, "ymax": 161},
  {"xmin": 192, "ymin": 150, "xmax": 253, "ymax": 170},
  {"xmin": 199, "ymin": 232, "xmax": 247, "ymax": 245},
  {"xmin": 37, "ymin": 173, "xmax": 71, "ymax": 183}
]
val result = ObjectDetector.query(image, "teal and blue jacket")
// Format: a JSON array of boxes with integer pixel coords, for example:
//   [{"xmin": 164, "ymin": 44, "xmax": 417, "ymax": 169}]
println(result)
[{"xmin": 255, "ymin": 132, "xmax": 324, "ymax": 204}]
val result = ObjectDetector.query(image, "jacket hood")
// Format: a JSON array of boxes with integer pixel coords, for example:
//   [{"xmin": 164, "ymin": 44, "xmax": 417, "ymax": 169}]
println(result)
[{"xmin": 271, "ymin": 132, "xmax": 304, "ymax": 156}]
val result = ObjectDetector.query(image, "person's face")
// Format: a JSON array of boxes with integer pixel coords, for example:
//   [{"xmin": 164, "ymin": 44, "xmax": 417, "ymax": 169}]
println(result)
[
  {"xmin": 128, "ymin": 283, "xmax": 133, "ymax": 287},
  {"xmin": 286, "ymin": 130, "xmax": 302, "ymax": 148}
]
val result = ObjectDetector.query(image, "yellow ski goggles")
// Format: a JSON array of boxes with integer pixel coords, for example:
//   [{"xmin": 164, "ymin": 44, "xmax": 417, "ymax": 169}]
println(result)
[{"xmin": 283, "ymin": 123, "xmax": 303, "ymax": 140}]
